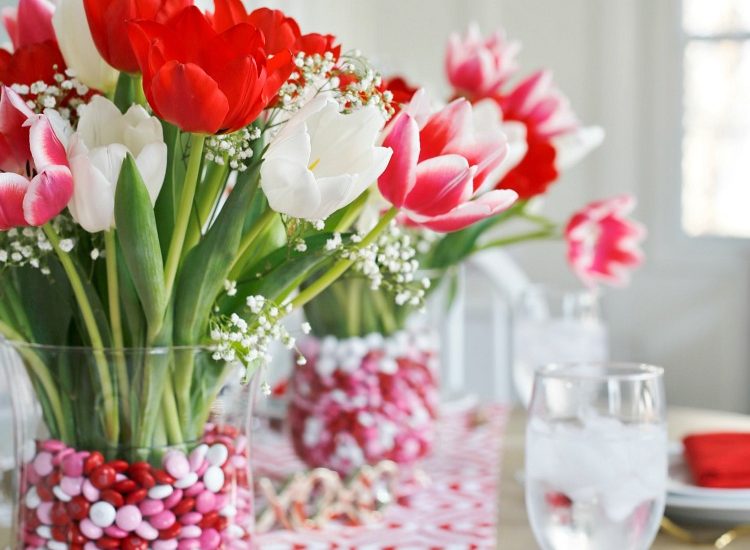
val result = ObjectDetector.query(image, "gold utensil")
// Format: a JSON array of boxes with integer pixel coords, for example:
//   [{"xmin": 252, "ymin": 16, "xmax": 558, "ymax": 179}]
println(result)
[{"xmin": 661, "ymin": 517, "xmax": 750, "ymax": 548}]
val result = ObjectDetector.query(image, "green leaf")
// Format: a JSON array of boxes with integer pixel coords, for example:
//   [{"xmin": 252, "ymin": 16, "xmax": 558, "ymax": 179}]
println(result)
[
  {"xmin": 114, "ymin": 154, "xmax": 167, "ymax": 338},
  {"xmin": 423, "ymin": 201, "xmax": 526, "ymax": 269},
  {"xmin": 221, "ymin": 233, "xmax": 345, "ymax": 313},
  {"xmin": 113, "ymin": 73, "xmax": 138, "ymax": 114},
  {"xmin": 14, "ymin": 264, "xmax": 72, "ymax": 345},
  {"xmin": 173, "ymin": 165, "xmax": 259, "ymax": 344},
  {"xmin": 154, "ymin": 122, "xmax": 188, "ymax": 257},
  {"xmin": 116, "ymin": 241, "xmax": 146, "ymax": 348}
]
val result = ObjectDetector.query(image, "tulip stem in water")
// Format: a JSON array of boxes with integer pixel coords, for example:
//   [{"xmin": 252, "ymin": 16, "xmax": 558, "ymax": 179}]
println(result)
[
  {"xmin": 43, "ymin": 224, "xmax": 120, "ymax": 443},
  {"xmin": 105, "ymin": 230, "xmax": 131, "ymax": 431},
  {"xmin": 164, "ymin": 133, "xmax": 206, "ymax": 301},
  {"xmin": 289, "ymin": 207, "xmax": 398, "ymax": 311}
]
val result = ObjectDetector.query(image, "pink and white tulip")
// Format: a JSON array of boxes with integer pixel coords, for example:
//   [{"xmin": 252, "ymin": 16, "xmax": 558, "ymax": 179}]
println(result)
[
  {"xmin": 565, "ymin": 195, "xmax": 645, "ymax": 287},
  {"xmin": 445, "ymin": 22, "xmax": 520, "ymax": 100},
  {"xmin": 378, "ymin": 97, "xmax": 518, "ymax": 233},
  {"xmin": 1, "ymin": 0, "xmax": 56, "ymax": 51},
  {"xmin": 0, "ymin": 86, "xmax": 73, "ymax": 230}
]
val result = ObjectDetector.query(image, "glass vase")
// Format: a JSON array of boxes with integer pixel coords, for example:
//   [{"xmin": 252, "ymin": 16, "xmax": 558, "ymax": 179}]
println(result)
[
  {"xmin": 0, "ymin": 341, "xmax": 258, "ymax": 550},
  {"xmin": 287, "ymin": 326, "xmax": 439, "ymax": 476}
]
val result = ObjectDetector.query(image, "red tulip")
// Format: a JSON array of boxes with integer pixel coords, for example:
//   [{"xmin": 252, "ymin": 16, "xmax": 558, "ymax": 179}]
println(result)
[
  {"xmin": 128, "ymin": 6, "xmax": 294, "ymax": 134},
  {"xmin": 0, "ymin": 40, "xmax": 65, "ymax": 86},
  {"xmin": 380, "ymin": 76, "xmax": 419, "ymax": 116},
  {"xmin": 378, "ymin": 98, "xmax": 517, "ymax": 233},
  {"xmin": 208, "ymin": 0, "xmax": 340, "ymax": 58},
  {"xmin": 565, "ymin": 195, "xmax": 645, "ymax": 287},
  {"xmin": 83, "ymin": 0, "xmax": 191, "ymax": 73}
]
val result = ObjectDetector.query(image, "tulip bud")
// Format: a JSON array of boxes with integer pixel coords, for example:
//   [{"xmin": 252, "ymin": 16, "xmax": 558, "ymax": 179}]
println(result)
[{"xmin": 52, "ymin": 0, "xmax": 118, "ymax": 92}]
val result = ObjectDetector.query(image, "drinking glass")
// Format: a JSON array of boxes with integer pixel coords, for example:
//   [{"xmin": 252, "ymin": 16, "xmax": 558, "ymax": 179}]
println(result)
[
  {"xmin": 513, "ymin": 285, "xmax": 608, "ymax": 407},
  {"xmin": 525, "ymin": 363, "xmax": 667, "ymax": 550}
]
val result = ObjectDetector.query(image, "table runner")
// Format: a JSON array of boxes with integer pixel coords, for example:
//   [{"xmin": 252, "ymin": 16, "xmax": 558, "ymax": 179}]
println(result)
[{"xmin": 253, "ymin": 404, "xmax": 509, "ymax": 549}]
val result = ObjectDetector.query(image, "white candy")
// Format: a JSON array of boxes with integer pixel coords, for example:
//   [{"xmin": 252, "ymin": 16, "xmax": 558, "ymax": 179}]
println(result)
[
  {"xmin": 148, "ymin": 484, "xmax": 174, "ymax": 500},
  {"xmin": 174, "ymin": 472, "xmax": 198, "ymax": 489},
  {"xmin": 188, "ymin": 444, "xmax": 208, "ymax": 472},
  {"xmin": 219, "ymin": 504, "xmax": 237, "ymax": 518},
  {"xmin": 203, "ymin": 466, "xmax": 224, "ymax": 493},
  {"xmin": 25, "ymin": 486, "xmax": 40, "ymax": 509},
  {"xmin": 206, "ymin": 444, "xmax": 228, "ymax": 467},
  {"xmin": 36, "ymin": 525, "xmax": 52, "ymax": 539},
  {"xmin": 89, "ymin": 501, "xmax": 116, "ymax": 528},
  {"xmin": 22, "ymin": 440, "xmax": 36, "ymax": 463},
  {"xmin": 47, "ymin": 540, "xmax": 68, "ymax": 550},
  {"xmin": 52, "ymin": 485, "xmax": 72, "ymax": 502}
]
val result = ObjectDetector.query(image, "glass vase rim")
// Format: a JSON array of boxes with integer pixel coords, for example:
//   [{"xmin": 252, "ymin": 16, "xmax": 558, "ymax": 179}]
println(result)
[
  {"xmin": 534, "ymin": 361, "xmax": 664, "ymax": 382},
  {"xmin": 1, "ymin": 339, "xmax": 218, "ymax": 355}
]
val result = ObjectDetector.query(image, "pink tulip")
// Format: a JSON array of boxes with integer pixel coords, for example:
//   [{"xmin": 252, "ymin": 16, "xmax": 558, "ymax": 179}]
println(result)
[
  {"xmin": 445, "ymin": 23, "xmax": 520, "ymax": 100},
  {"xmin": 0, "ymin": 86, "xmax": 73, "ymax": 230},
  {"xmin": 379, "ymin": 97, "xmax": 518, "ymax": 233},
  {"xmin": 1, "ymin": 0, "xmax": 56, "ymax": 50},
  {"xmin": 565, "ymin": 195, "xmax": 646, "ymax": 287},
  {"xmin": 500, "ymin": 70, "xmax": 581, "ymax": 140}
]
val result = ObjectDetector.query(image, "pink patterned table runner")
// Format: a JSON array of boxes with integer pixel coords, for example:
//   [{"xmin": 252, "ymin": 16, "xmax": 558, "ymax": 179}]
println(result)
[{"xmin": 253, "ymin": 404, "xmax": 509, "ymax": 549}]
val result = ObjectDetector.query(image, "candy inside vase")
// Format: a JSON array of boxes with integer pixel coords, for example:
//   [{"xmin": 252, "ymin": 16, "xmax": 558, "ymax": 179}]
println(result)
[{"xmin": 287, "ymin": 328, "xmax": 439, "ymax": 476}]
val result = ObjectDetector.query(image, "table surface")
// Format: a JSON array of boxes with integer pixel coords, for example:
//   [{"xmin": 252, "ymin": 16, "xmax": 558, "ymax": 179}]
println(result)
[{"xmin": 498, "ymin": 406, "xmax": 750, "ymax": 549}]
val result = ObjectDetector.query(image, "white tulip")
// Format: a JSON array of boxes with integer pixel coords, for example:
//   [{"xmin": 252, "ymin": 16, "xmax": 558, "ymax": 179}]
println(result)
[
  {"xmin": 260, "ymin": 95, "xmax": 392, "ymax": 221},
  {"xmin": 52, "ymin": 0, "xmax": 118, "ymax": 92},
  {"xmin": 67, "ymin": 96, "xmax": 167, "ymax": 232}
]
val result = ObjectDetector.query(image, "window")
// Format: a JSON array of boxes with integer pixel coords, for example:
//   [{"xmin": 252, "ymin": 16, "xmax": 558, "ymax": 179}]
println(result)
[{"xmin": 682, "ymin": 0, "xmax": 750, "ymax": 237}]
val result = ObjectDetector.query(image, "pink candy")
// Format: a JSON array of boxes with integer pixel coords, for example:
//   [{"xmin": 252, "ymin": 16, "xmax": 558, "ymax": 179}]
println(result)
[
  {"xmin": 195, "ymin": 491, "xmax": 215, "ymax": 514},
  {"xmin": 150, "ymin": 510, "xmax": 176, "ymax": 530},
  {"xmin": 139, "ymin": 498, "xmax": 164, "ymax": 516},
  {"xmin": 115, "ymin": 504, "xmax": 142, "ymax": 531},
  {"xmin": 288, "ymin": 329, "xmax": 439, "ymax": 475}
]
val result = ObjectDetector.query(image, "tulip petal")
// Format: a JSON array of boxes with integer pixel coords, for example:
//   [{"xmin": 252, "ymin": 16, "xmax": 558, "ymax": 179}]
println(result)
[
  {"xmin": 150, "ymin": 60, "xmax": 229, "ymax": 134},
  {"xmin": 1, "ymin": 7, "xmax": 19, "ymax": 49},
  {"xmin": 0, "ymin": 172, "xmax": 29, "ymax": 230},
  {"xmin": 0, "ymin": 86, "xmax": 33, "ymax": 173},
  {"xmin": 413, "ymin": 189, "xmax": 518, "ymax": 233},
  {"xmin": 418, "ymin": 98, "xmax": 472, "ymax": 161},
  {"xmin": 15, "ymin": 0, "xmax": 56, "ymax": 49},
  {"xmin": 260, "ymin": 157, "xmax": 320, "ymax": 219},
  {"xmin": 28, "ymin": 114, "xmax": 69, "ymax": 172},
  {"xmin": 209, "ymin": 0, "xmax": 247, "ymax": 33},
  {"xmin": 378, "ymin": 112, "xmax": 419, "ymax": 208},
  {"xmin": 23, "ymin": 165, "xmax": 73, "ymax": 226},
  {"xmin": 404, "ymin": 154, "xmax": 474, "ymax": 217}
]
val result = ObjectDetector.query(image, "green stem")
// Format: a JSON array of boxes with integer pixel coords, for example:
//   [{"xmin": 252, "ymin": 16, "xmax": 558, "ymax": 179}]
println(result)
[
  {"xmin": 43, "ymin": 224, "xmax": 119, "ymax": 443},
  {"xmin": 343, "ymin": 280, "xmax": 360, "ymax": 337},
  {"xmin": 161, "ymin": 376, "xmax": 184, "ymax": 445},
  {"xmin": 0, "ymin": 320, "xmax": 70, "ymax": 441},
  {"xmin": 185, "ymin": 162, "xmax": 228, "ymax": 252},
  {"xmin": 518, "ymin": 210, "xmax": 557, "ymax": 229},
  {"xmin": 228, "ymin": 208, "xmax": 277, "ymax": 278},
  {"xmin": 330, "ymin": 190, "xmax": 369, "ymax": 233},
  {"xmin": 105, "ymin": 231, "xmax": 130, "ymax": 434},
  {"xmin": 164, "ymin": 133, "xmax": 206, "ymax": 301},
  {"xmin": 475, "ymin": 228, "xmax": 559, "ymax": 252},
  {"xmin": 289, "ymin": 207, "xmax": 398, "ymax": 311},
  {"xmin": 371, "ymin": 288, "xmax": 398, "ymax": 335}
]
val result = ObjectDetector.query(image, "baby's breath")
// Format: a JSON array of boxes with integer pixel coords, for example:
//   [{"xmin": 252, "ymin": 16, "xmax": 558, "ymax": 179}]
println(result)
[
  {"xmin": 0, "ymin": 216, "xmax": 78, "ymax": 274},
  {"xmin": 204, "ymin": 127, "xmax": 260, "ymax": 172},
  {"xmin": 12, "ymin": 67, "xmax": 90, "ymax": 125}
]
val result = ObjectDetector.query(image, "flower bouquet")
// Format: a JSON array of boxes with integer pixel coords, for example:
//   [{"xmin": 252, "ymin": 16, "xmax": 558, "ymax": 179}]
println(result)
[
  {"xmin": 287, "ymin": 24, "xmax": 646, "ymax": 475},
  {"xmin": 0, "ymin": 0, "xmax": 495, "ymax": 547}
]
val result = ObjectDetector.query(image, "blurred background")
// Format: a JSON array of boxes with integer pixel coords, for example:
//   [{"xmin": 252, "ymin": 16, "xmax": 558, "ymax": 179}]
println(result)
[{"xmin": 260, "ymin": 0, "xmax": 750, "ymax": 413}]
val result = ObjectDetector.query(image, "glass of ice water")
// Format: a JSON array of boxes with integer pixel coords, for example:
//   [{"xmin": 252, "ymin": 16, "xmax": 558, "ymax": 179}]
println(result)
[
  {"xmin": 525, "ymin": 363, "xmax": 667, "ymax": 550},
  {"xmin": 513, "ymin": 285, "xmax": 608, "ymax": 407}
]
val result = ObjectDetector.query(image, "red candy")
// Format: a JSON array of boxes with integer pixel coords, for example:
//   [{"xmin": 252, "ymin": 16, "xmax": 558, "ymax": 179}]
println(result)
[
  {"xmin": 109, "ymin": 460, "xmax": 129, "ymax": 473},
  {"xmin": 153, "ymin": 470, "xmax": 176, "ymax": 485},
  {"xmin": 84, "ymin": 452, "xmax": 104, "ymax": 475},
  {"xmin": 158, "ymin": 523, "xmax": 181, "ymax": 540},
  {"xmin": 100, "ymin": 489, "xmax": 124, "ymax": 508},
  {"xmin": 171, "ymin": 497, "xmax": 195, "ymax": 516},
  {"xmin": 90, "ymin": 465, "xmax": 116, "ymax": 489},
  {"xmin": 125, "ymin": 488, "xmax": 148, "ymax": 505},
  {"xmin": 131, "ymin": 470, "xmax": 155, "ymax": 490},
  {"xmin": 114, "ymin": 479, "xmax": 137, "ymax": 493},
  {"xmin": 67, "ymin": 496, "xmax": 90, "ymax": 521},
  {"xmin": 96, "ymin": 536, "xmax": 122, "ymax": 549},
  {"xmin": 122, "ymin": 535, "xmax": 148, "ymax": 550},
  {"xmin": 50, "ymin": 501, "xmax": 69, "ymax": 526}
]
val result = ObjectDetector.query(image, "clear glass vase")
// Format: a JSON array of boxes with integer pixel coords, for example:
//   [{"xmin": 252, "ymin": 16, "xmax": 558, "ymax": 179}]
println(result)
[
  {"xmin": 287, "ymin": 326, "xmax": 439, "ymax": 476},
  {"xmin": 0, "ymin": 341, "xmax": 258, "ymax": 550}
]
